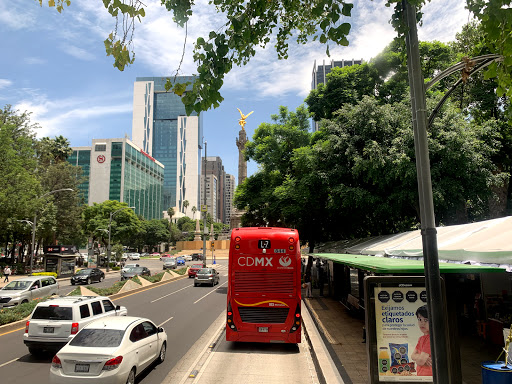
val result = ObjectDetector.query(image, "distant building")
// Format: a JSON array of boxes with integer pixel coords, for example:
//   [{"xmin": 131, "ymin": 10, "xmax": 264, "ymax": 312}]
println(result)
[
  {"xmin": 200, "ymin": 174, "xmax": 218, "ymax": 221},
  {"xmin": 224, "ymin": 174, "xmax": 236, "ymax": 226},
  {"xmin": 132, "ymin": 76, "xmax": 202, "ymax": 217},
  {"xmin": 311, "ymin": 59, "xmax": 363, "ymax": 131},
  {"xmin": 202, "ymin": 156, "xmax": 226, "ymax": 223},
  {"xmin": 69, "ymin": 138, "xmax": 164, "ymax": 220}
]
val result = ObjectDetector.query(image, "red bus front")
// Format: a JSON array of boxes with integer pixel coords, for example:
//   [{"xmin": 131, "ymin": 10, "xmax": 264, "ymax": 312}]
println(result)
[{"xmin": 226, "ymin": 227, "xmax": 301, "ymax": 343}]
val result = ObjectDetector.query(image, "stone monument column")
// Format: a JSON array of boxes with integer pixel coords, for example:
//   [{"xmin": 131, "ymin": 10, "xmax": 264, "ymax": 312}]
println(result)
[{"xmin": 236, "ymin": 128, "xmax": 248, "ymax": 185}]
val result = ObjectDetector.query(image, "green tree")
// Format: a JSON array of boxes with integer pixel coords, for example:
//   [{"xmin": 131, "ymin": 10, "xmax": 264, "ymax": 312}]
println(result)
[
  {"xmin": 191, "ymin": 206, "xmax": 197, "ymax": 220},
  {"xmin": 82, "ymin": 201, "xmax": 140, "ymax": 250},
  {"xmin": 0, "ymin": 106, "xmax": 40, "ymax": 263},
  {"xmin": 183, "ymin": 200, "xmax": 189, "ymax": 216}
]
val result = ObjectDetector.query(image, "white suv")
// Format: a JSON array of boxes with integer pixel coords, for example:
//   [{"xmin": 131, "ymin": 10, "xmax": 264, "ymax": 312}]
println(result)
[{"xmin": 23, "ymin": 296, "xmax": 127, "ymax": 355}]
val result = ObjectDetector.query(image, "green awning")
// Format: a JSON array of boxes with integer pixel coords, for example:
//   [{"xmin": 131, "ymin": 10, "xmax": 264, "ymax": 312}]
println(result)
[{"xmin": 312, "ymin": 253, "xmax": 507, "ymax": 274}]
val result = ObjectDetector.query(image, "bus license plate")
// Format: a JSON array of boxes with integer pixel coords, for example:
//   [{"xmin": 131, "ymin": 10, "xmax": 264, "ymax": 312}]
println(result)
[
  {"xmin": 258, "ymin": 327, "xmax": 268, "ymax": 333},
  {"xmin": 75, "ymin": 364, "xmax": 90, "ymax": 372},
  {"xmin": 43, "ymin": 327, "xmax": 54, "ymax": 333}
]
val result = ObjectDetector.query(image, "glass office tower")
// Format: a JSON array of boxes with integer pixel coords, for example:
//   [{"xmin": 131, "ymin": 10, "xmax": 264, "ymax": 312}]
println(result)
[
  {"xmin": 132, "ymin": 76, "xmax": 202, "ymax": 215},
  {"xmin": 69, "ymin": 138, "xmax": 164, "ymax": 220}
]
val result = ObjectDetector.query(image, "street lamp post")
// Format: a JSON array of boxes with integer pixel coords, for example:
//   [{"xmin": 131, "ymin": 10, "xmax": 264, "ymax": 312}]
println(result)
[
  {"xmin": 29, "ymin": 188, "xmax": 73, "ymax": 275},
  {"xmin": 107, "ymin": 207, "xmax": 135, "ymax": 272},
  {"xmin": 203, "ymin": 141, "xmax": 207, "ymax": 268}
]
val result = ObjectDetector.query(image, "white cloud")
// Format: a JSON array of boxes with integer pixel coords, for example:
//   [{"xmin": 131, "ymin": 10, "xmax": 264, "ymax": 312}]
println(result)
[
  {"xmin": 0, "ymin": 79, "xmax": 12, "ymax": 89},
  {"xmin": 14, "ymin": 93, "xmax": 132, "ymax": 138},
  {"xmin": 24, "ymin": 57, "xmax": 47, "ymax": 65},
  {"xmin": 0, "ymin": 2, "xmax": 37, "ymax": 30},
  {"xmin": 61, "ymin": 44, "xmax": 96, "ymax": 61}
]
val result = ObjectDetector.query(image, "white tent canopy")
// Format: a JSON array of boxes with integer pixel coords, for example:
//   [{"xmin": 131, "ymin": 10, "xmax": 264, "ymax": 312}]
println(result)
[{"xmin": 339, "ymin": 216, "xmax": 512, "ymax": 270}]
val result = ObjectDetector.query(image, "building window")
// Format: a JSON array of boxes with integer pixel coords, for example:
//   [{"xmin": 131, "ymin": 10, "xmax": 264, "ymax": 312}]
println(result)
[{"xmin": 95, "ymin": 144, "xmax": 107, "ymax": 152}]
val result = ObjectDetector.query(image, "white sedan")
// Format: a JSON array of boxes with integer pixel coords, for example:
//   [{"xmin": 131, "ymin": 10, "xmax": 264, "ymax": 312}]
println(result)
[
  {"xmin": 183, "ymin": 254, "xmax": 192, "ymax": 261},
  {"xmin": 50, "ymin": 316, "xmax": 167, "ymax": 384}
]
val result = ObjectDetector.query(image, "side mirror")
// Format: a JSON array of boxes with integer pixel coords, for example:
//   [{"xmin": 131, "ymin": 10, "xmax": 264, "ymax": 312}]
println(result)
[
  {"xmin": 115, "ymin": 305, "xmax": 121, "ymax": 310},
  {"xmin": 158, "ymin": 327, "xmax": 164, "ymax": 333}
]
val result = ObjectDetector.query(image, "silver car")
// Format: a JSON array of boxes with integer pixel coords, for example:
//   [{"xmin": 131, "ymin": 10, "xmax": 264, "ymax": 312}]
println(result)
[
  {"xmin": 194, "ymin": 268, "xmax": 220, "ymax": 287},
  {"xmin": 162, "ymin": 259, "xmax": 176, "ymax": 270},
  {"xmin": 0, "ymin": 276, "xmax": 59, "ymax": 308}
]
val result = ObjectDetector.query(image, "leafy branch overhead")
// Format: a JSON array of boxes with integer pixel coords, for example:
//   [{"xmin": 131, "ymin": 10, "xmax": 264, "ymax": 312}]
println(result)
[{"xmin": 38, "ymin": 0, "xmax": 512, "ymax": 113}]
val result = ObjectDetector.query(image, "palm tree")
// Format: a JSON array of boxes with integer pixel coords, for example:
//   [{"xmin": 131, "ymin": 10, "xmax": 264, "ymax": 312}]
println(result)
[
  {"xmin": 183, "ymin": 200, "xmax": 189, "ymax": 215},
  {"xmin": 192, "ymin": 206, "xmax": 197, "ymax": 219},
  {"xmin": 167, "ymin": 207, "xmax": 175, "ymax": 225}
]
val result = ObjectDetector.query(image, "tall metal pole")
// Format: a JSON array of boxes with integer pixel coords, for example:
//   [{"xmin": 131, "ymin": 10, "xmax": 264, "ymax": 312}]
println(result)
[
  {"xmin": 203, "ymin": 141, "xmax": 208, "ymax": 268},
  {"xmin": 30, "ymin": 215, "xmax": 36, "ymax": 275},
  {"xmin": 403, "ymin": 1, "xmax": 449, "ymax": 382}
]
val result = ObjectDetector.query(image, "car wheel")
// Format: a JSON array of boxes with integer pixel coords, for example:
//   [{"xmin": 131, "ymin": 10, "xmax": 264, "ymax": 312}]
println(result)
[
  {"xmin": 21, "ymin": 299, "xmax": 29, "ymax": 304},
  {"xmin": 126, "ymin": 368, "xmax": 136, "ymax": 384},
  {"xmin": 28, "ymin": 347, "xmax": 44, "ymax": 356},
  {"xmin": 211, "ymin": 281, "xmax": 215, "ymax": 287},
  {"xmin": 158, "ymin": 342, "xmax": 166, "ymax": 363},
  {"xmin": 71, "ymin": 281, "xmax": 75, "ymax": 285},
  {"xmin": 194, "ymin": 283, "xmax": 198, "ymax": 287},
  {"xmin": 99, "ymin": 275, "xmax": 104, "ymax": 282},
  {"xmin": 87, "ymin": 278, "xmax": 91, "ymax": 285}
]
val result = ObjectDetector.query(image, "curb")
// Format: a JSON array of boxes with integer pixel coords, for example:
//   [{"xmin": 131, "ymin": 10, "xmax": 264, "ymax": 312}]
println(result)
[{"xmin": 302, "ymin": 298, "xmax": 351, "ymax": 384}]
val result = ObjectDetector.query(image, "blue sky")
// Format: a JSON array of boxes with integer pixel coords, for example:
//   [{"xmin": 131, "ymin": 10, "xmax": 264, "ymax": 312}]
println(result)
[{"xmin": 1, "ymin": 0, "xmax": 470, "ymax": 183}]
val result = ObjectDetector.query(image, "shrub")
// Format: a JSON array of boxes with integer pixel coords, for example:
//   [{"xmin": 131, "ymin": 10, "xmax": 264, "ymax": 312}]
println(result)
[
  {"xmin": 31, "ymin": 272, "xmax": 58, "ymax": 278},
  {"xmin": 0, "ymin": 296, "xmax": 54, "ymax": 326},
  {"xmin": 142, "ymin": 272, "xmax": 164, "ymax": 283},
  {"xmin": 112, "ymin": 266, "xmax": 120, "ymax": 271},
  {"xmin": 174, "ymin": 267, "xmax": 187, "ymax": 275},
  {"xmin": 87, "ymin": 280, "xmax": 127, "ymax": 296}
]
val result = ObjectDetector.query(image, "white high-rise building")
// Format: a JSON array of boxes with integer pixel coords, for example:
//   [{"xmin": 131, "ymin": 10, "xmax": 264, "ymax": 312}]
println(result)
[
  {"xmin": 224, "ymin": 174, "xmax": 236, "ymax": 226},
  {"xmin": 132, "ymin": 76, "xmax": 203, "ymax": 216}
]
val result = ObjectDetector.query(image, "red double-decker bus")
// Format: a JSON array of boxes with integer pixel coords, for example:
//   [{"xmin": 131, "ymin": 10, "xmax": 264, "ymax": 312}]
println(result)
[{"xmin": 226, "ymin": 227, "xmax": 302, "ymax": 343}]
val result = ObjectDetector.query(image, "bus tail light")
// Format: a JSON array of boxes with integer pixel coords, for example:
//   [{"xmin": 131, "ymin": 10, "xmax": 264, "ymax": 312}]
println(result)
[
  {"xmin": 227, "ymin": 302, "xmax": 238, "ymax": 331},
  {"xmin": 290, "ymin": 303, "xmax": 301, "ymax": 333}
]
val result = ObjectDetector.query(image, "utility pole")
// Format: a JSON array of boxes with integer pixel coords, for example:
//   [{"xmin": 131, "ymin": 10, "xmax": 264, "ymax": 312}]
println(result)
[
  {"xmin": 403, "ymin": 1, "xmax": 449, "ymax": 382},
  {"xmin": 202, "ymin": 141, "xmax": 207, "ymax": 268}
]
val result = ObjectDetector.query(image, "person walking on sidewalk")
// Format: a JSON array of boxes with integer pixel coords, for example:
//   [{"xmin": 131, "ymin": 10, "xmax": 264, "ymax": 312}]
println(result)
[{"xmin": 3, "ymin": 265, "xmax": 11, "ymax": 282}]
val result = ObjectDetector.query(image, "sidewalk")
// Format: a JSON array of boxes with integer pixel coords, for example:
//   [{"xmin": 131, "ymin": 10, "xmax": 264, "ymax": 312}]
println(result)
[{"xmin": 303, "ymin": 287, "xmax": 503, "ymax": 384}]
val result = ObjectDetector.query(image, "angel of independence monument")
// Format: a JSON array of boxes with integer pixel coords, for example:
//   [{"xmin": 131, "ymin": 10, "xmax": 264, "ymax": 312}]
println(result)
[{"xmin": 230, "ymin": 109, "xmax": 253, "ymax": 230}]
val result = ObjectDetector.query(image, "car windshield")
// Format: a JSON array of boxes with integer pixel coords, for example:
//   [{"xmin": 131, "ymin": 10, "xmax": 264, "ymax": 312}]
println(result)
[
  {"xmin": 126, "ymin": 267, "xmax": 143, "ymax": 273},
  {"xmin": 164, "ymin": 260, "xmax": 175, "ymax": 264},
  {"xmin": 198, "ymin": 268, "xmax": 212, "ymax": 274},
  {"xmin": 2, "ymin": 281, "xmax": 31, "ymax": 290},
  {"xmin": 69, "ymin": 328, "xmax": 125, "ymax": 347},
  {"xmin": 32, "ymin": 306, "xmax": 73, "ymax": 320},
  {"xmin": 76, "ymin": 269, "xmax": 91, "ymax": 275}
]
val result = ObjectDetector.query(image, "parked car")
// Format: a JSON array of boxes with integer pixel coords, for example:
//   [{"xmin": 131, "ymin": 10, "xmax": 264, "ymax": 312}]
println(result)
[
  {"xmin": 188, "ymin": 264, "xmax": 203, "ymax": 278},
  {"xmin": 121, "ymin": 263, "xmax": 139, "ymax": 273},
  {"xmin": 140, "ymin": 252, "xmax": 148, "ymax": 257},
  {"xmin": 23, "ymin": 296, "xmax": 127, "ymax": 355},
  {"xmin": 49, "ymin": 316, "xmax": 167, "ymax": 384},
  {"xmin": 159, "ymin": 254, "xmax": 172, "ymax": 261},
  {"xmin": 162, "ymin": 259, "xmax": 177, "ymax": 270},
  {"xmin": 129, "ymin": 253, "xmax": 140, "ymax": 260},
  {"xmin": 176, "ymin": 257, "xmax": 185, "ymax": 266},
  {"xmin": 0, "ymin": 276, "xmax": 58, "ymax": 308},
  {"xmin": 70, "ymin": 268, "xmax": 105, "ymax": 285},
  {"xmin": 120, "ymin": 266, "xmax": 151, "ymax": 281},
  {"xmin": 191, "ymin": 253, "xmax": 203, "ymax": 261},
  {"xmin": 184, "ymin": 254, "xmax": 192, "ymax": 262},
  {"xmin": 194, "ymin": 268, "xmax": 220, "ymax": 287},
  {"xmin": 151, "ymin": 252, "xmax": 160, "ymax": 256}
]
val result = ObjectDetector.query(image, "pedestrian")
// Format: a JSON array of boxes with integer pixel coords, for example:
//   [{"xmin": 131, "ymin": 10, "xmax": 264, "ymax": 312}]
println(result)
[
  {"xmin": 304, "ymin": 273, "xmax": 312, "ymax": 298},
  {"xmin": 3, "ymin": 265, "xmax": 11, "ymax": 283}
]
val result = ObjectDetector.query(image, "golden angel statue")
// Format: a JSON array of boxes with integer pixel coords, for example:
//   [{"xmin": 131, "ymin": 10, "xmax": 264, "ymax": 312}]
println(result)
[{"xmin": 237, "ymin": 108, "xmax": 254, "ymax": 130}]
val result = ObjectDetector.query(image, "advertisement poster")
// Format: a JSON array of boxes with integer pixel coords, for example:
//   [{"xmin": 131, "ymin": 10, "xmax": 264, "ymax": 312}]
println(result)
[{"xmin": 374, "ymin": 286, "xmax": 433, "ymax": 382}]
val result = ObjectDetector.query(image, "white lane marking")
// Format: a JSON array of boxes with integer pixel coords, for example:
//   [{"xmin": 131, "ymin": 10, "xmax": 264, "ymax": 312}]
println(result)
[
  {"xmin": 151, "ymin": 285, "xmax": 191, "ymax": 303},
  {"xmin": 193, "ymin": 281, "xmax": 228, "ymax": 304},
  {"xmin": 158, "ymin": 317, "xmax": 174, "ymax": 327},
  {"xmin": 0, "ymin": 357, "xmax": 19, "ymax": 368}
]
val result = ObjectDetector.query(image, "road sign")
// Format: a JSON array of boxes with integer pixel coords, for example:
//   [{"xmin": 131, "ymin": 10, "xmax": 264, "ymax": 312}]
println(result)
[{"xmin": 201, "ymin": 204, "xmax": 208, "ymax": 212}]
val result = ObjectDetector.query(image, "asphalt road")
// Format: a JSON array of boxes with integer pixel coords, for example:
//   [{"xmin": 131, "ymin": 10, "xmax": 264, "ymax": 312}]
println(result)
[{"xmin": 0, "ymin": 259, "xmax": 228, "ymax": 384}]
